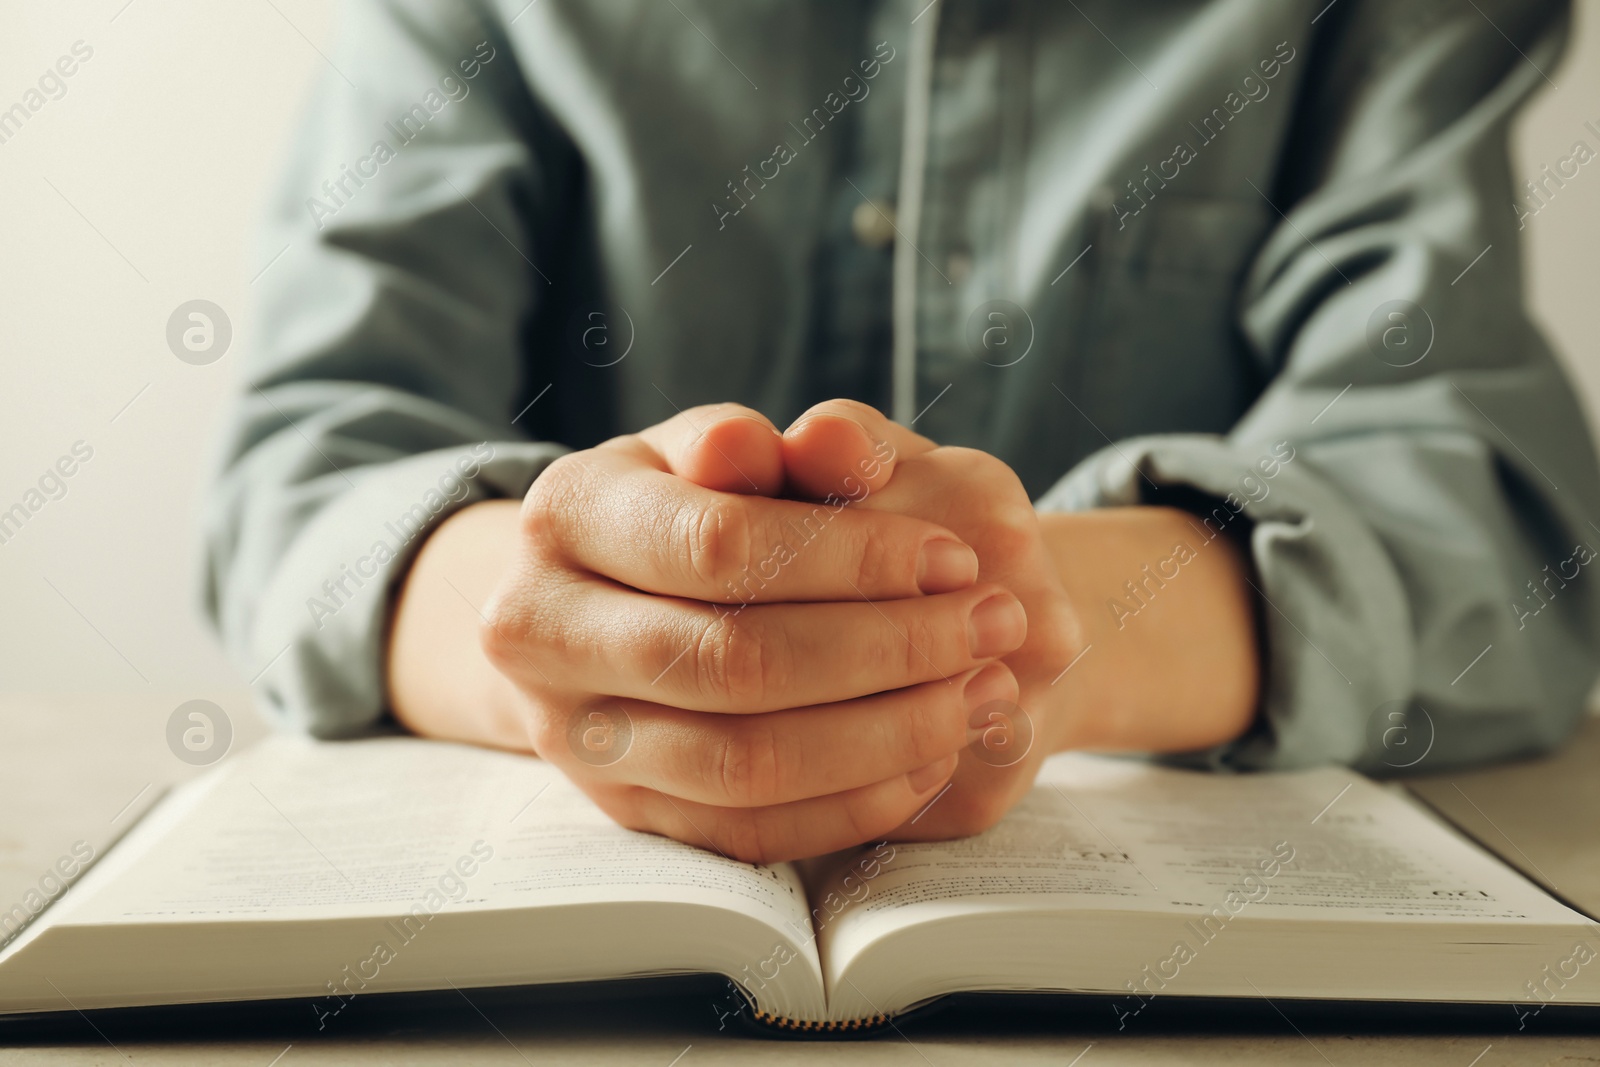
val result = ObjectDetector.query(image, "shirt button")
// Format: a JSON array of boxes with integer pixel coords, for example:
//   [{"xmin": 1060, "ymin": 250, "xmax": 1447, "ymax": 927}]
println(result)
[{"xmin": 851, "ymin": 199, "xmax": 897, "ymax": 249}]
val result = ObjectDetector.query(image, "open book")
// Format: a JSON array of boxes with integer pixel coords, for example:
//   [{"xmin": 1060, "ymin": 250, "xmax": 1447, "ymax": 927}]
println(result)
[{"xmin": 2, "ymin": 736, "xmax": 1596, "ymax": 1034}]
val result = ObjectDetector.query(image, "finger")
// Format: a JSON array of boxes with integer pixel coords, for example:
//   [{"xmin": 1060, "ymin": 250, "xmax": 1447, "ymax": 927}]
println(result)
[
  {"xmin": 782, "ymin": 399, "xmax": 935, "ymax": 500},
  {"xmin": 633, "ymin": 402, "xmax": 785, "ymax": 496},
  {"xmin": 531, "ymin": 450, "xmax": 979, "ymax": 601},
  {"xmin": 885, "ymin": 757, "xmax": 1039, "ymax": 844},
  {"xmin": 613, "ymin": 751, "xmax": 962, "ymax": 864},
  {"xmin": 552, "ymin": 663, "xmax": 1018, "ymax": 808},
  {"xmin": 533, "ymin": 578, "xmax": 1026, "ymax": 712}
]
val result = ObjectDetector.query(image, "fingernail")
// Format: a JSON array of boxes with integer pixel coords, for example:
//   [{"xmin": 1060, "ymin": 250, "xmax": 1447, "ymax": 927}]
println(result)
[
  {"xmin": 968, "ymin": 594, "xmax": 1027, "ymax": 658},
  {"xmin": 963, "ymin": 662, "xmax": 1016, "ymax": 713},
  {"xmin": 917, "ymin": 539, "xmax": 979, "ymax": 594},
  {"xmin": 907, "ymin": 754, "xmax": 958, "ymax": 793}
]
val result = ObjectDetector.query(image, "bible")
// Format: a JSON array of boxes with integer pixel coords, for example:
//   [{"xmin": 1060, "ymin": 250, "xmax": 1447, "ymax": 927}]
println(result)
[{"xmin": 2, "ymin": 735, "xmax": 1596, "ymax": 1034}]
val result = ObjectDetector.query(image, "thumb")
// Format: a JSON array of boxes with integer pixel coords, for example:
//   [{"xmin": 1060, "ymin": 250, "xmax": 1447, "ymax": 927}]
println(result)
[
  {"xmin": 782, "ymin": 399, "xmax": 936, "ymax": 500},
  {"xmin": 634, "ymin": 403, "xmax": 785, "ymax": 495}
]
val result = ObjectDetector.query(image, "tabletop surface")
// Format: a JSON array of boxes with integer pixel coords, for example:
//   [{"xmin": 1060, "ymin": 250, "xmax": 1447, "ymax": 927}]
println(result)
[{"xmin": 3, "ymin": 690, "xmax": 1599, "ymax": 1065}]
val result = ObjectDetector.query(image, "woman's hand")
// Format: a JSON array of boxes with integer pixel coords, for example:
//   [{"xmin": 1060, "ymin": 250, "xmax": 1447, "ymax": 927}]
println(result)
[
  {"xmin": 388, "ymin": 404, "xmax": 1026, "ymax": 863},
  {"xmin": 781, "ymin": 400, "xmax": 1260, "ymax": 842},
  {"xmin": 782, "ymin": 402, "xmax": 1085, "ymax": 840}
]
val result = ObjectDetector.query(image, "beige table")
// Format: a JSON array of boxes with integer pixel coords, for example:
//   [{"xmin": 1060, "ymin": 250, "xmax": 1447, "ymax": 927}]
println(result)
[{"xmin": 3, "ymin": 691, "xmax": 1599, "ymax": 1065}]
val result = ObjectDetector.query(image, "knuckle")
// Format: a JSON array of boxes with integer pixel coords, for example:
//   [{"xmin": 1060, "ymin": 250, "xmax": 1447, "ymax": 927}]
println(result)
[
  {"xmin": 479, "ymin": 587, "xmax": 536, "ymax": 673},
  {"xmin": 905, "ymin": 692, "xmax": 962, "ymax": 764},
  {"xmin": 690, "ymin": 619, "xmax": 733, "ymax": 701},
  {"xmin": 480, "ymin": 577, "xmax": 567, "ymax": 682},
  {"xmin": 987, "ymin": 511, "xmax": 1037, "ymax": 563},
  {"xmin": 738, "ymin": 508, "xmax": 792, "ymax": 595},
  {"xmin": 522, "ymin": 454, "xmax": 588, "ymax": 540},
  {"xmin": 899, "ymin": 605, "xmax": 947, "ymax": 676},
  {"xmin": 844, "ymin": 520, "xmax": 884, "ymax": 592},
  {"xmin": 714, "ymin": 722, "xmax": 781, "ymax": 807},
  {"xmin": 683, "ymin": 498, "xmax": 752, "ymax": 591},
  {"xmin": 520, "ymin": 706, "xmax": 566, "ymax": 762},
  {"xmin": 692, "ymin": 615, "xmax": 774, "ymax": 707},
  {"xmin": 849, "ymin": 515, "xmax": 927, "ymax": 595}
]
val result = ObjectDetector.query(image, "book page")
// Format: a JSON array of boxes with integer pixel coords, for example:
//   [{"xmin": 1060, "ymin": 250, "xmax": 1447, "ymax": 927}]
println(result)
[
  {"xmin": 60, "ymin": 736, "xmax": 812, "ymax": 945},
  {"xmin": 816, "ymin": 753, "xmax": 1584, "ymax": 982}
]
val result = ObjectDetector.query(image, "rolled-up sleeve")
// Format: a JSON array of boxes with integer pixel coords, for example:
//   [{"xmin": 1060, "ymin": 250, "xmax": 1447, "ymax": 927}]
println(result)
[
  {"xmin": 1038, "ymin": 0, "xmax": 1600, "ymax": 774},
  {"xmin": 202, "ymin": 0, "xmax": 567, "ymax": 737}
]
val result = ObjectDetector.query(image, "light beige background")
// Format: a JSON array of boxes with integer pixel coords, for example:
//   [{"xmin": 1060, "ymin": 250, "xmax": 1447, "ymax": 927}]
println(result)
[{"xmin": 0, "ymin": 0, "xmax": 1597, "ymax": 703}]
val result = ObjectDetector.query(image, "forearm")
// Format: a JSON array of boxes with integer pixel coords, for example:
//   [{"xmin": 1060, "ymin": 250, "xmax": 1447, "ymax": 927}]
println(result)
[
  {"xmin": 387, "ymin": 499, "xmax": 529, "ymax": 750},
  {"xmin": 1039, "ymin": 506, "xmax": 1259, "ymax": 756}
]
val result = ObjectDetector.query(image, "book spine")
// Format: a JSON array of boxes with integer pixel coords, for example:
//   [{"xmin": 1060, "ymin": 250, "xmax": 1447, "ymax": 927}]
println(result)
[{"xmin": 745, "ymin": 1008, "xmax": 894, "ymax": 1036}]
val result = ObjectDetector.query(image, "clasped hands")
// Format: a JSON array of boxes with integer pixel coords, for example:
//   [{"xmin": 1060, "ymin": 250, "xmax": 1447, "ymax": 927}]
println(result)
[{"xmin": 479, "ymin": 400, "xmax": 1086, "ymax": 864}]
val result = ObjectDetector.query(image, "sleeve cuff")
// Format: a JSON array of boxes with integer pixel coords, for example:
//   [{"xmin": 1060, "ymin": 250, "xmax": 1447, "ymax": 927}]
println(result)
[
  {"xmin": 240, "ymin": 440, "xmax": 565, "ymax": 738},
  {"xmin": 1035, "ymin": 433, "xmax": 1414, "ymax": 772}
]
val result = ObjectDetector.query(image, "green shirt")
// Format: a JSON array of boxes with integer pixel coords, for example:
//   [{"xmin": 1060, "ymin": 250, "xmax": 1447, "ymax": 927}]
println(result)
[{"xmin": 205, "ymin": 0, "xmax": 1600, "ymax": 775}]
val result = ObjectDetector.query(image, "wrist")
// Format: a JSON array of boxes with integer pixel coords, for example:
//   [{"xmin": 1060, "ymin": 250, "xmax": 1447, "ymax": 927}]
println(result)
[
  {"xmin": 388, "ymin": 499, "xmax": 531, "ymax": 749},
  {"xmin": 1037, "ymin": 506, "xmax": 1259, "ymax": 755}
]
